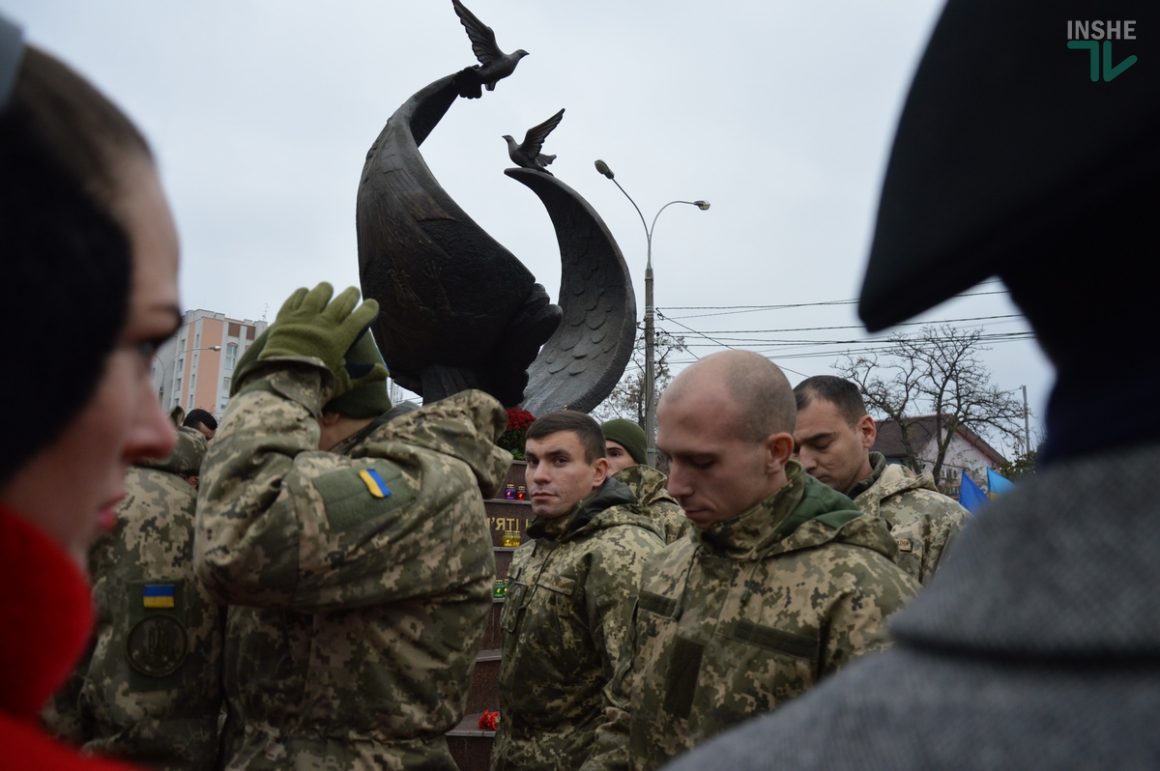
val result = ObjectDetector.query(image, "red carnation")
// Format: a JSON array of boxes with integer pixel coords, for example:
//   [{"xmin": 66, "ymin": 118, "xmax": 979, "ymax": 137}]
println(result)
[{"xmin": 498, "ymin": 408, "xmax": 535, "ymax": 460}]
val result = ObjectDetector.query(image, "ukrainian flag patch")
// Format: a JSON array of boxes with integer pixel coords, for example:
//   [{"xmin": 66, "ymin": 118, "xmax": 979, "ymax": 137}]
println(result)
[
  {"xmin": 142, "ymin": 583, "xmax": 176, "ymax": 609},
  {"xmin": 358, "ymin": 468, "xmax": 392, "ymax": 499}
]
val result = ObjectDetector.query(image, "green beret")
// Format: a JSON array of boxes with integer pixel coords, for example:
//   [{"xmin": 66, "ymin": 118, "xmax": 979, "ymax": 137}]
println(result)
[
  {"xmin": 232, "ymin": 327, "xmax": 391, "ymax": 418},
  {"xmin": 602, "ymin": 418, "xmax": 647, "ymax": 465}
]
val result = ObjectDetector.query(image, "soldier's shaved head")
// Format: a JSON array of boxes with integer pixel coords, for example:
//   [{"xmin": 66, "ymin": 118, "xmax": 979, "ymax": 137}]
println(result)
[
  {"xmin": 663, "ymin": 351, "xmax": 795, "ymax": 442},
  {"xmin": 658, "ymin": 351, "xmax": 798, "ymax": 528}
]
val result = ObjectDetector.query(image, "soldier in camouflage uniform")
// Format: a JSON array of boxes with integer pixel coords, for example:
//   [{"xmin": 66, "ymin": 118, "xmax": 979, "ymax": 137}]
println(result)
[
  {"xmin": 601, "ymin": 418, "xmax": 690, "ymax": 544},
  {"xmin": 492, "ymin": 411, "xmax": 665, "ymax": 770},
  {"xmin": 194, "ymin": 283, "xmax": 511, "ymax": 770},
  {"xmin": 44, "ymin": 426, "xmax": 224, "ymax": 769},
  {"xmin": 793, "ymin": 375, "xmax": 968, "ymax": 583},
  {"xmin": 586, "ymin": 352, "xmax": 918, "ymax": 770}
]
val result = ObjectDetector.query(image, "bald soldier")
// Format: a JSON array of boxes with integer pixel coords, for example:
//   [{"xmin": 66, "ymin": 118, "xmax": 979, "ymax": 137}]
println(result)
[
  {"xmin": 586, "ymin": 351, "xmax": 917, "ymax": 770},
  {"xmin": 601, "ymin": 418, "xmax": 690, "ymax": 544},
  {"xmin": 793, "ymin": 375, "xmax": 968, "ymax": 583},
  {"xmin": 666, "ymin": 2, "xmax": 1160, "ymax": 768}
]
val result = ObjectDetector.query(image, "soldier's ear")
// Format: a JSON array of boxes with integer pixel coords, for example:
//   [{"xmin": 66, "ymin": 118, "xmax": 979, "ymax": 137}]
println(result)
[
  {"xmin": 858, "ymin": 415, "xmax": 877, "ymax": 450},
  {"xmin": 765, "ymin": 432, "xmax": 795, "ymax": 474},
  {"xmin": 592, "ymin": 456, "xmax": 610, "ymax": 488}
]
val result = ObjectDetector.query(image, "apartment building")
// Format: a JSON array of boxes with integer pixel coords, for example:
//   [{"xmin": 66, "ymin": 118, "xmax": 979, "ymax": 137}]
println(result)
[{"xmin": 152, "ymin": 309, "xmax": 268, "ymax": 418}]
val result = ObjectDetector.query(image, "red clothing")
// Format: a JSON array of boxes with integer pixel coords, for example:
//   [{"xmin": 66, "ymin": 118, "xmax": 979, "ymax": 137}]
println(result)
[{"xmin": 0, "ymin": 504, "xmax": 134, "ymax": 769}]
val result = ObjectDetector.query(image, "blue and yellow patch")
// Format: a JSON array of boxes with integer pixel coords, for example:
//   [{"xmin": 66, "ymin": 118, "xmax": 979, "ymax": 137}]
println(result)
[
  {"xmin": 315, "ymin": 461, "xmax": 413, "ymax": 534},
  {"xmin": 358, "ymin": 468, "xmax": 392, "ymax": 499},
  {"xmin": 142, "ymin": 583, "xmax": 176, "ymax": 609}
]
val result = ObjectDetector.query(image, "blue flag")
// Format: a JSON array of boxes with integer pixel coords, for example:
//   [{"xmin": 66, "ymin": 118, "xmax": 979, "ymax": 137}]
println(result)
[
  {"xmin": 987, "ymin": 468, "xmax": 1015, "ymax": 496},
  {"xmin": 959, "ymin": 472, "xmax": 988, "ymax": 514}
]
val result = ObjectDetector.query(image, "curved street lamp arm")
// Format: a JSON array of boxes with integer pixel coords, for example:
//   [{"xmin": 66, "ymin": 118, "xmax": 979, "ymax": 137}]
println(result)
[{"xmin": 609, "ymin": 176, "xmax": 652, "ymax": 256}]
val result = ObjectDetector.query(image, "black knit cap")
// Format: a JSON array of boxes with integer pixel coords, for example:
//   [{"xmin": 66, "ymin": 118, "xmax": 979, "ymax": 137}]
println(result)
[{"xmin": 859, "ymin": 0, "xmax": 1158, "ymax": 332}]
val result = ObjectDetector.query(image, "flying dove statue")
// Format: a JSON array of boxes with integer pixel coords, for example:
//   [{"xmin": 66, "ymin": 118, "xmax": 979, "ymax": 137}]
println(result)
[
  {"xmin": 504, "ymin": 108, "xmax": 565, "ymax": 175},
  {"xmin": 452, "ymin": 0, "xmax": 528, "ymax": 93}
]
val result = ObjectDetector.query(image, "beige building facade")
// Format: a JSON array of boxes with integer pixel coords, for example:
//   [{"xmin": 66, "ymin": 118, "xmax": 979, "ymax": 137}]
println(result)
[{"xmin": 152, "ymin": 310, "xmax": 268, "ymax": 419}]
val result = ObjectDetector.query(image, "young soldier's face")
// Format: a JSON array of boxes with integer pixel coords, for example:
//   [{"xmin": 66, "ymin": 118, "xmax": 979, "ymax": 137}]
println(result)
[
  {"xmin": 604, "ymin": 440, "xmax": 637, "ymax": 474},
  {"xmin": 525, "ymin": 431, "xmax": 609, "ymax": 518},
  {"xmin": 794, "ymin": 398, "xmax": 875, "ymax": 496}
]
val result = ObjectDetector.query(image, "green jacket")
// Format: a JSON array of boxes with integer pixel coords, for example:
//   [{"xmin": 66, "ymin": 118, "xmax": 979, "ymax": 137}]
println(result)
[
  {"xmin": 196, "ymin": 369, "xmax": 510, "ymax": 770},
  {"xmin": 589, "ymin": 462, "xmax": 919, "ymax": 771},
  {"xmin": 849, "ymin": 452, "xmax": 969, "ymax": 583},
  {"xmin": 491, "ymin": 478, "xmax": 665, "ymax": 770},
  {"xmin": 45, "ymin": 427, "xmax": 223, "ymax": 770},
  {"xmin": 614, "ymin": 465, "xmax": 692, "ymax": 545}
]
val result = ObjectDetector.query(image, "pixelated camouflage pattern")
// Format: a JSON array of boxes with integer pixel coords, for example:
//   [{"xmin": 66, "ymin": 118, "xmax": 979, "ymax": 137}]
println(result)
[
  {"xmin": 587, "ymin": 462, "xmax": 919, "ymax": 771},
  {"xmin": 138, "ymin": 425, "xmax": 208, "ymax": 477},
  {"xmin": 614, "ymin": 465, "xmax": 692, "ymax": 545},
  {"xmin": 195, "ymin": 366, "xmax": 510, "ymax": 770},
  {"xmin": 850, "ymin": 452, "xmax": 969, "ymax": 584},
  {"xmin": 44, "ymin": 427, "xmax": 223, "ymax": 769},
  {"xmin": 491, "ymin": 478, "xmax": 665, "ymax": 770}
]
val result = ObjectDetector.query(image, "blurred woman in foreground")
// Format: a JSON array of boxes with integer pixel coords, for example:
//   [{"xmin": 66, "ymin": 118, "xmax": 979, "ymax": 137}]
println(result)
[{"xmin": 0, "ymin": 15, "xmax": 180, "ymax": 767}]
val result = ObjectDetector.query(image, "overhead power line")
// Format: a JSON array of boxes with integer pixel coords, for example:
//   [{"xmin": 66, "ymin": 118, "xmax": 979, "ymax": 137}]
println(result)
[
  {"xmin": 662, "ymin": 288, "xmax": 1011, "ymax": 321},
  {"xmin": 654, "ymin": 313, "xmax": 1024, "ymax": 335}
]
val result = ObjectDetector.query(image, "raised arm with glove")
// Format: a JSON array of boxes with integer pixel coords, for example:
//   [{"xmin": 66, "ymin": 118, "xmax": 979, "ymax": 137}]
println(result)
[{"xmin": 194, "ymin": 281, "xmax": 509, "ymax": 768}]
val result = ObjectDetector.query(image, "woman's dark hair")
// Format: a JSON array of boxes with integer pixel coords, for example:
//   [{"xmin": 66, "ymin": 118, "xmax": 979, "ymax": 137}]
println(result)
[{"xmin": 0, "ymin": 45, "xmax": 153, "ymax": 484}]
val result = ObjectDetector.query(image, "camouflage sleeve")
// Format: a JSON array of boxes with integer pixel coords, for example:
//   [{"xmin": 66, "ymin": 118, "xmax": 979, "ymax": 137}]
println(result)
[
  {"xmin": 818, "ymin": 547, "xmax": 920, "ymax": 674},
  {"xmin": 585, "ymin": 526, "xmax": 664, "ymax": 680},
  {"xmin": 195, "ymin": 370, "xmax": 499, "ymax": 611},
  {"xmin": 579, "ymin": 526, "xmax": 663, "ymax": 770},
  {"xmin": 915, "ymin": 494, "xmax": 969, "ymax": 583},
  {"xmin": 580, "ymin": 620, "xmax": 637, "ymax": 771}
]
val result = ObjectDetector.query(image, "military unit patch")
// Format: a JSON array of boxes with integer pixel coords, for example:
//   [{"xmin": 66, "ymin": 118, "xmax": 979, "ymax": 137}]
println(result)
[{"xmin": 127, "ymin": 615, "xmax": 189, "ymax": 677}]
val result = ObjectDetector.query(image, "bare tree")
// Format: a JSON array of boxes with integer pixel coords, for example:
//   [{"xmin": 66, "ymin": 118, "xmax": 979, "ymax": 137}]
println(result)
[
  {"xmin": 836, "ymin": 324, "xmax": 1026, "ymax": 481},
  {"xmin": 591, "ymin": 329, "xmax": 686, "ymax": 423}
]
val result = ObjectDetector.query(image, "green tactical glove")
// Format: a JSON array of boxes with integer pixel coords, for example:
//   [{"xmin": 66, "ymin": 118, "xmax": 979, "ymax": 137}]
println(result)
[{"xmin": 257, "ymin": 282, "xmax": 387, "ymax": 400}]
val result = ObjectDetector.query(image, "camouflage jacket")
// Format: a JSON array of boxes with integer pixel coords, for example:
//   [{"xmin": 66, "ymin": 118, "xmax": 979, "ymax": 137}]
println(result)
[
  {"xmin": 491, "ymin": 478, "xmax": 665, "ymax": 771},
  {"xmin": 195, "ymin": 369, "xmax": 510, "ymax": 770},
  {"xmin": 587, "ymin": 462, "xmax": 919, "ymax": 771},
  {"xmin": 45, "ymin": 427, "xmax": 223, "ymax": 770},
  {"xmin": 614, "ymin": 465, "xmax": 692, "ymax": 545},
  {"xmin": 848, "ymin": 452, "xmax": 969, "ymax": 584}
]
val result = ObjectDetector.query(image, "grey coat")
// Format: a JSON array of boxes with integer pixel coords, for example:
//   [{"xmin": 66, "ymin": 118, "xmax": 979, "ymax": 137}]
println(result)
[{"xmin": 664, "ymin": 441, "xmax": 1160, "ymax": 770}]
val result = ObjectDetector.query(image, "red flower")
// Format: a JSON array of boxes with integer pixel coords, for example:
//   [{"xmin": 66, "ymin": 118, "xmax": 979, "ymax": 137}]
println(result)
[
  {"xmin": 505, "ymin": 407, "xmax": 535, "ymax": 432},
  {"xmin": 478, "ymin": 709, "xmax": 501, "ymax": 731}
]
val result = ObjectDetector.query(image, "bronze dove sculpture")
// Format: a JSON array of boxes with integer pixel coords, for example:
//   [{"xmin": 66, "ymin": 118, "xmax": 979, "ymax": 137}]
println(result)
[
  {"xmin": 504, "ymin": 108, "xmax": 565, "ymax": 175},
  {"xmin": 452, "ymin": 0, "xmax": 527, "ymax": 93},
  {"xmin": 356, "ymin": 8, "xmax": 636, "ymax": 412}
]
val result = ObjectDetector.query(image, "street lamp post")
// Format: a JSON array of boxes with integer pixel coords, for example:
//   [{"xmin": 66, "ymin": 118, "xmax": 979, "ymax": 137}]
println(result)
[{"xmin": 595, "ymin": 159, "xmax": 709, "ymax": 465}]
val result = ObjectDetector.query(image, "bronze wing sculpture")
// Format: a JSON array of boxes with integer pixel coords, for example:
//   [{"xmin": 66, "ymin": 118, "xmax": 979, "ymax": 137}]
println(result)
[
  {"xmin": 356, "ymin": 73, "xmax": 561, "ymax": 406},
  {"xmin": 505, "ymin": 168, "xmax": 637, "ymax": 415}
]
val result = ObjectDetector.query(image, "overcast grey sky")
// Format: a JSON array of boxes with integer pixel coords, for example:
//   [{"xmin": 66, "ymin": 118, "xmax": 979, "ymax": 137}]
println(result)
[{"xmin": 5, "ymin": 1, "xmax": 1052, "ymax": 455}]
